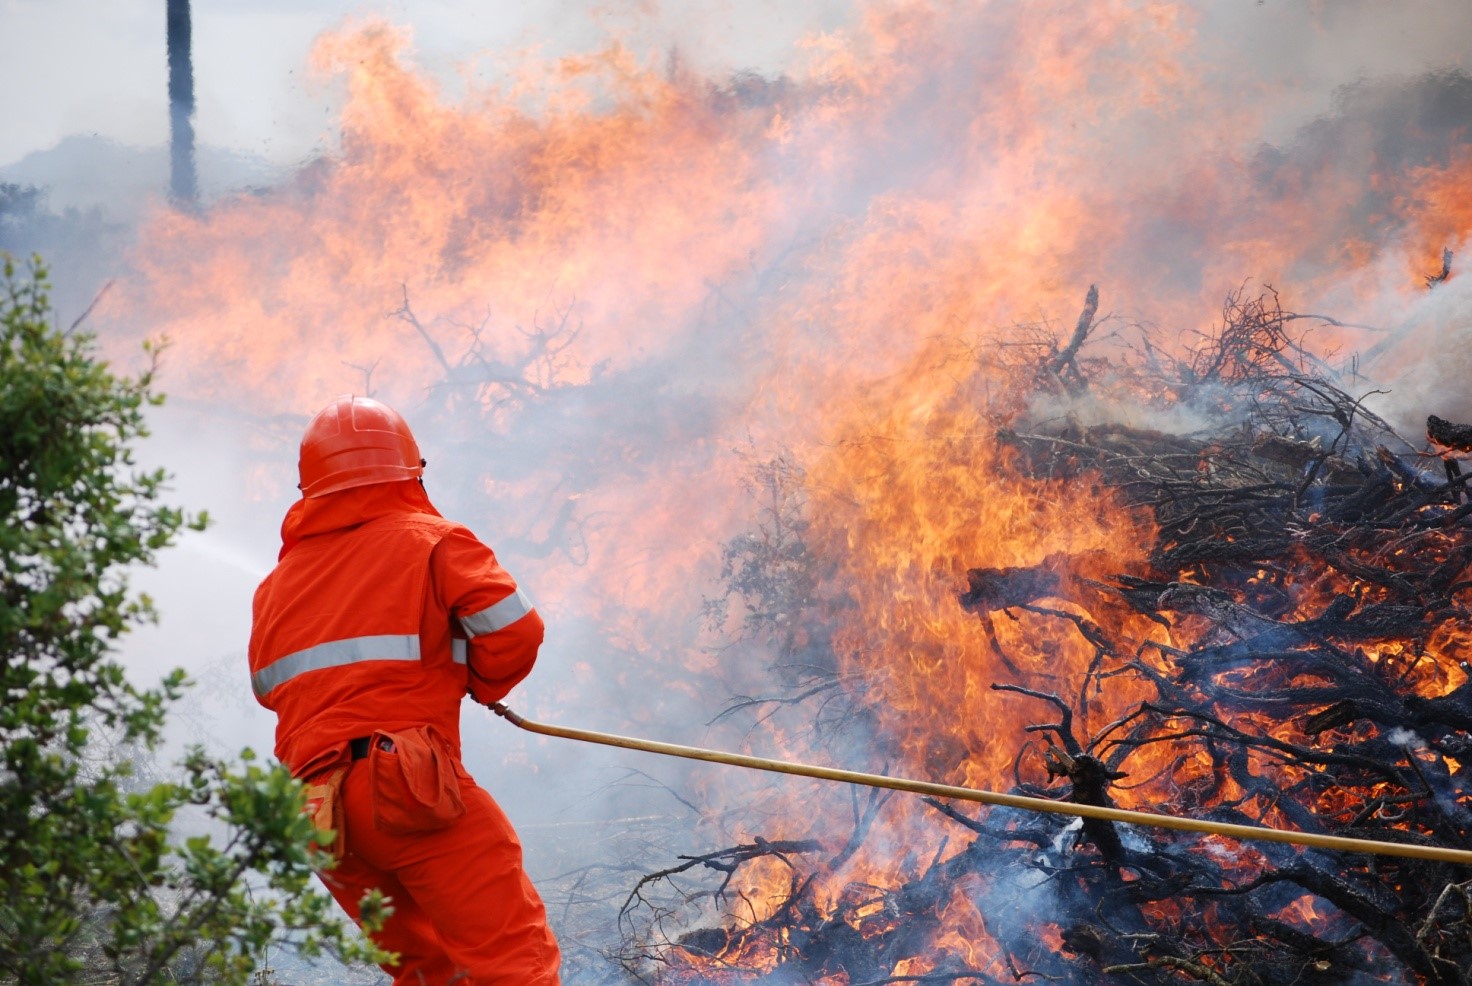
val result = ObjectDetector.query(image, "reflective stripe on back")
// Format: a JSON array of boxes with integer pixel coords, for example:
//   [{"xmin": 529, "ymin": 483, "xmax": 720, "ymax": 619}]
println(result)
[
  {"xmin": 252, "ymin": 633, "xmax": 420, "ymax": 697},
  {"xmin": 459, "ymin": 587, "xmax": 534, "ymax": 637}
]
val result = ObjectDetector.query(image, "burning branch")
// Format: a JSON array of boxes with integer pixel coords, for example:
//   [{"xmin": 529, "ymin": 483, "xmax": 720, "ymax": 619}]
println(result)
[
  {"xmin": 1428, "ymin": 413, "xmax": 1472, "ymax": 453},
  {"xmin": 392, "ymin": 285, "xmax": 586, "ymax": 415},
  {"xmin": 1426, "ymin": 247, "xmax": 1454, "ymax": 288},
  {"xmin": 1041, "ymin": 284, "xmax": 1099, "ymax": 395},
  {"xmin": 620, "ymin": 838, "xmax": 825, "ymax": 913}
]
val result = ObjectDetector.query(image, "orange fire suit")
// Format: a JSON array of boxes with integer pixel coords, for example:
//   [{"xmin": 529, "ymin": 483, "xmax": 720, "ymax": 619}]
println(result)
[{"xmin": 248, "ymin": 479, "xmax": 560, "ymax": 985}]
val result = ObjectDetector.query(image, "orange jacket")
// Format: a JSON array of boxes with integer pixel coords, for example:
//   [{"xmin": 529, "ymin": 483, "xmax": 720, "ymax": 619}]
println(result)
[{"xmin": 249, "ymin": 480, "xmax": 544, "ymax": 775}]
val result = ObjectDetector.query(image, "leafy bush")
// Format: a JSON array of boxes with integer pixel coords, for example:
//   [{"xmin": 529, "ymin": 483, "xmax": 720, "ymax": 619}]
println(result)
[{"xmin": 0, "ymin": 257, "xmax": 385, "ymax": 984}]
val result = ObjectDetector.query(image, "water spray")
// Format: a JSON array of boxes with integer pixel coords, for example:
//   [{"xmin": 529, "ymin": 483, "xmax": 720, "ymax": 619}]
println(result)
[{"xmin": 490, "ymin": 703, "xmax": 1472, "ymax": 866}]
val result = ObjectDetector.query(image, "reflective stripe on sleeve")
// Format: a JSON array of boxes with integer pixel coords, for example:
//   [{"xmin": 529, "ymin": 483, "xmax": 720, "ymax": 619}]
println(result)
[
  {"xmin": 459, "ymin": 587, "xmax": 534, "ymax": 637},
  {"xmin": 252, "ymin": 633, "xmax": 420, "ymax": 697},
  {"xmin": 452, "ymin": 638, "xmax": 467, "ymax": 665}
]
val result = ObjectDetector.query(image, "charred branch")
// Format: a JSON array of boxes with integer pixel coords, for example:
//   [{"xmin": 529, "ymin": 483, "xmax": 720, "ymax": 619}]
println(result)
[
  {"xmin": 1041, "ymin": 284, "xmax": 1100, "ymax": 395},
  {"xmin": 393, "ymin": 285, "xmax": 586, "ymax": 415},
  {"xmin": 1427, "ymin": 248, "xmax": 1454, "ymax": 289},
  {"xmin": 1428, "ymin": 414, "xmax": 1472, "ymax": 452},
  {"xmin": 958, "ymin": 557, "xmax": 1065, "ymax": 613}
]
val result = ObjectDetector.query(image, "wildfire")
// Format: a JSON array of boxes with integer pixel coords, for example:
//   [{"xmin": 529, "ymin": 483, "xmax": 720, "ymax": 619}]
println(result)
[{"xmin": 86, "ymin": 0, "xmax": 1472, "ymax": 981}]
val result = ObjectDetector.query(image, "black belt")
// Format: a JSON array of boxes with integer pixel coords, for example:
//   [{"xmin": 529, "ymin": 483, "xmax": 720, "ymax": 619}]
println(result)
[{"xmin": 350, "ymin": 736, "xmax": 372, "ymax": 760}]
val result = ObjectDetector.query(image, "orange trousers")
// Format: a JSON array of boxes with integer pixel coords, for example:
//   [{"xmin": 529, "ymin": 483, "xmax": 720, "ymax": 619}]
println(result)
[{"xmin": 321, "ymin": 759, "xmax": 561, "ymax": 985}]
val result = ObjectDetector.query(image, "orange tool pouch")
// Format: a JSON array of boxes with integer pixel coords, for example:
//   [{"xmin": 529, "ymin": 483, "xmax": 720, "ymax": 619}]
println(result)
[
  {"xmin": 301, "ymin": 766, "xmax": 348, "ymax": 859},
  {"xmin": 367, "ymin": 724, "xmax": 467, "ymax": 836}
]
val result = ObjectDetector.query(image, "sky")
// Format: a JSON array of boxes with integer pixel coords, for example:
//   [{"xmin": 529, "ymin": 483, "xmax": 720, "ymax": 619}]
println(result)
[
  {"xmin": 0, "ymin": 0, "xmax": 853, "ymax": 171},
  {"xmin": 6, "ymin": 0, "xmax": 1472, "ymax": 173}
]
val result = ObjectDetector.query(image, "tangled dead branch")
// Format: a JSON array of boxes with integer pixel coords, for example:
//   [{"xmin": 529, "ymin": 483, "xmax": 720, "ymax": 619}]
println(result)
[{"xmin": 614, "ymin": 288, "xmax": 1472, "ymax": 984}]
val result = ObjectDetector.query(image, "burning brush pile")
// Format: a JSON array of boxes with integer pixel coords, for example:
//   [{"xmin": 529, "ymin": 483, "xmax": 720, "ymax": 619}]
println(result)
[
  {"xmin": 68, "ymin": 7, "xmax": 1472, "ymax": 983},
  {"xmin": 612, "ymin": 285, "xmax": 1472, "ymax": 985}
]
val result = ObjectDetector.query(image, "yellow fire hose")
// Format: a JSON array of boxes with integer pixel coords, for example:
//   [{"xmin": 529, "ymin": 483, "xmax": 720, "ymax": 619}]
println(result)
[{"xmin": 490, "ymin": 703, "xmax": 1472, "ymax": 866}]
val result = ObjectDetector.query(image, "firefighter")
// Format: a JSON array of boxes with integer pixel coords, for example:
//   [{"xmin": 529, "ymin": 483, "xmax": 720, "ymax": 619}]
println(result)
[{"xmin": 248, "ymin": 395, "xmax": 561, "ymax": 985}]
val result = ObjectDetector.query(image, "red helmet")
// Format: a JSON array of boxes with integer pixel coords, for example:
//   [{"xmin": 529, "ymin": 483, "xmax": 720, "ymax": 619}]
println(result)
[{"xmin": 298, "ymin": 395, "xmax": 424, "ymax": 497}]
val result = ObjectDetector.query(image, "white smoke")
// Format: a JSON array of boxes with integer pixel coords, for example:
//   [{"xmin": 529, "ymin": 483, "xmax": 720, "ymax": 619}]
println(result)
[{"xmin": 9, "ymin": 2, "xmax": 1472, "ymax": 982}]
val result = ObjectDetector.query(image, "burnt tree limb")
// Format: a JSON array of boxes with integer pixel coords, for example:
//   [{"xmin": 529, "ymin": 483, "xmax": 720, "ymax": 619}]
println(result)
[{"xmin": 1429, "ymin": 414, "xmax": 1472, "ymax": 453}]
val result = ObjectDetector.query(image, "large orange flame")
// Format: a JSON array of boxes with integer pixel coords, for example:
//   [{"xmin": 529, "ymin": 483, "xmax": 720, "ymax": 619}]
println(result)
[{"xmin": 90, "ymin": 1, "xmax": 1472, "ymax": 978}]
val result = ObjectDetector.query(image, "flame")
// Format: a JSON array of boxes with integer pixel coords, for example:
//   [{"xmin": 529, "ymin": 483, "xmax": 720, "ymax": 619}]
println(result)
[
  {"xmin": 86, "ymin": 0, "xmax": 1472, "ymax": 978},
  {"xmin": 805, "ymin": 353, "xmax": 1161, "ymax": 786}
]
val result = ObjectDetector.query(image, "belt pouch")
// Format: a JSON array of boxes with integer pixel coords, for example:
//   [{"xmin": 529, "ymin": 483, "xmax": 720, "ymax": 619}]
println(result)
[
  {"xmin": 368, "ymin": 725, "xmax": 466, "ymax": 835},
  {"xmin": 301, "ymin": 766, "xmax": 348, "ymax": 858}
]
